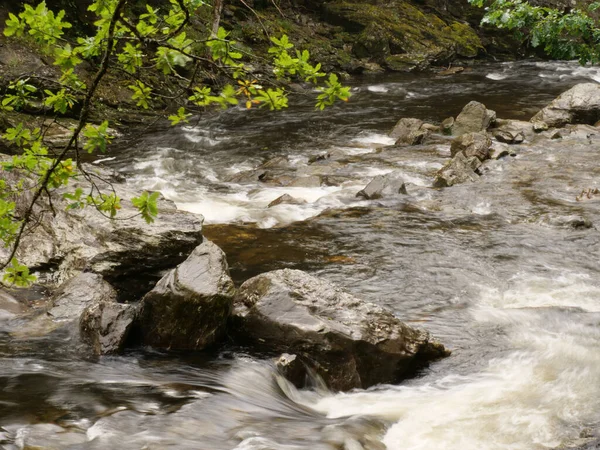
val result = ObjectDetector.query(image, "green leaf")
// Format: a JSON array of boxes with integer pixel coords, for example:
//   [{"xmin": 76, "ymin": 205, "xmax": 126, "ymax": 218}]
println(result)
[
  {"xmin": 131, "ymin": 191, "xmax": 160, "ymax": 224},
  {"xmin": 3, "ymin": 258, "xmax": 36, "ymax": 287}
]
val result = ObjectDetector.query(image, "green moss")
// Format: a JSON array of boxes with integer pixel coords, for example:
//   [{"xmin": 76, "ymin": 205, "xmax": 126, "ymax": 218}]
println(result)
[{"xmin": 322, "ymin": 0, "xmax": 483, "ymax": 67}]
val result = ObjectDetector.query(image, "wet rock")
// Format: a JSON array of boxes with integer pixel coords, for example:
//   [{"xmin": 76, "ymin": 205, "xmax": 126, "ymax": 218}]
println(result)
[
  {"xmin": 275, "ymin": 353, "xmax": 307, "ymax": 388},
  {"xmin": 139, "ymin": 240, "xmax": 235, "ymax": 351},
  {"xmin": 494, "ymin": 130, "xmax": 524, "ymax": 144},
  {"xmin": 268, "ymin": 194, "xmax": 307, "ymax": 208},
  {"xmin": 532, "ymin": 120, "xmax": 549, "ymax": 132},
  {"xmin": 450, "ymin": 132, "xmax": 492, "ymax": 161},
  {"xmin": 434, "ymin": 153, "xmax": 480, "ymax": 187},
  {"xmin": 453, "ymin": 101, "xmax": 496, "ymax": 136},
  {"xmin": 0, "ymin": 290, "xmax": 23, "ymax": 320},
  {"xmin": 231, "ymin": 269, "xmax": 448, "ymax": 391},
  {"xmin": 437, "ymin": 66, "xmax": 465, "ymax": 76},
  {"xmin": 49, "ymin": 273, "xmax": 117, "ymax": 324},
  {"xmin": 0, "ymin": 162, "xmax": 204, "ymax": 287},
  {"xmin": 80, "ymin": 301, "xmax": 137, "ymax": 355},
  {"xmin": 531, "ymin": 83, "xmax": 600, "ymax": 128},
  {"xmin": 441, "ymin": 117, "xmax": 455, "ymax": 135},
  {"xmin": 258, "ymin": 156, "xmax": 289, "ymax": 169},
  {"xmin": 308, "ymin": 153, "xmax": 329, "ymax": 164},
  {"xmin": 490, "ymin": 145, "xmax": 517, "ymax": 160},
  {"xmin": 356, "ymin": 171, "xmax": 408, "ymax": 200},
  {"xmin": 227, "ymin": 169, "xmax": 268, "ymax": 184},
  {"xmin": 547, "ymin": 215, "xmax": 593, "ymax": 229},
  {"xmin": 288, "ymin": 175, "xmax": 322, "ymax": 188},
  {"xmin": 390, "ymin": 118, "xmax": 428, "ymax": 145}
]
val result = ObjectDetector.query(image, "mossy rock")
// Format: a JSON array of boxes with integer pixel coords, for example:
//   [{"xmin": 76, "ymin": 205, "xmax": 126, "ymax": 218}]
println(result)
[{"xmin": 322, "ymin": 0, "xmax": 483, "ymax": 67}]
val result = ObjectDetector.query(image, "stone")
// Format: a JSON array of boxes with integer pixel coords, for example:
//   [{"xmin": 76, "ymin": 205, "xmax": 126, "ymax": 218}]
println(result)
[
  {"xmin": 532, "ymin": 121, "xmax": 549, "ymax": 132},
  {"xmin": 288, "ymin": 175, "xmax": 322, "ymax": 188},
  {"xmin": 434, "ymin": 153, "xmax": 480, "ymax": 187},
  {"xmin": 494, "ymin": 130, "xmax": 524, "ymax": 144},
  {"xmin": 49, "ymin": 273, "xmax": 117, "ymax": 324},
  {"xmin": 356, "ymin": 171, "xmax": 408, "ymax": 200},
  {"xmin": 268, "ymin": 194, "xmax": 307, "ymax": 208},
  {"xmin": 390, "ymin": 118, "xmax": 427, "ymax": 145},
  {"xmin": 18, "ymin": 273, "xmax": 118, "ymax": 340},
  {"xmin": 80, "ymin": 301, "xmax": 137, "ymax": 355},
  {"xmin": 139, "ymin": 240, "xmax": 235, "ymax": 351},
  {"xmin": 231, "ymin": 269, "xmax": 448, "ymax": 391},
  {"xmin": 531, "ymin": 83, "xmax": 600, "ymax": 128},
  {"xmin": 227, "ymin": 169, "xmax": 268, "ymax": 184},
  {"xmin": 453, "ymin": 101, "xmax": 496, "ymax": 136},
  {"xmin": 275, "ymin": 353, "xmax": 307, "ymax": 388},
  {"xmin": 441, "ymin": 117, "xmax": 455, "ymax": 135},
  {"xmin": 0, "ymin": 161, "xmax": 204, "ymax": 287},
  {"xmin": 450, "ymin": 132, "xmax": 492, "ymax": 161}
]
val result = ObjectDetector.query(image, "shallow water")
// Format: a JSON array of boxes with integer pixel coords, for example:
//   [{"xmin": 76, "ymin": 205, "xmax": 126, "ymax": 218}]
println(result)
[{"xmin": 2, "ymin": 60, "xmax": 600, "ymax": 449}]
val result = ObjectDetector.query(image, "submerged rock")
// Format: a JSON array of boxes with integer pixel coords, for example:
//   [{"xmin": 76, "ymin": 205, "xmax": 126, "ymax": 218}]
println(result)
[
  {"xmin": 231, "ymin": 269, "xmax": 448, "ymax": 391},
  {"xmin": 531, "ymin": 83, "xmax": 600, "ymax": 128},
  {"xmin": 453, "ymin": 101, "xmax": 496, "ymax": 136},
  {"xmin": 434, "ymin": 153, "xmax": 480, "ymax": 187},
  {"xmin": 139, "ymin": 240, "xmax": 235, "ymax": 351},
  {"xmin": 356, "ymin": 171, "xmax": 408, "ymax": 200},
  {"xmin": 268, "ymin": 194, "xmax": 307, "ymax": 208},
  {"xmin": 450, "ymin": 132, "xmax": 492, "ymax": 161}
]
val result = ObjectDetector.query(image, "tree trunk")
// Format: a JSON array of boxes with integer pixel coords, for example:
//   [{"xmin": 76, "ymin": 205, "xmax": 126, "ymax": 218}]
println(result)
[{"xmin": 211, "ymin": 0, "xmax": 224, "ymax": 37}]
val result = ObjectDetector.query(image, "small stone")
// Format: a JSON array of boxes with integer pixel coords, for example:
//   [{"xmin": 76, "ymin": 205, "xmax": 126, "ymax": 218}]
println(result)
[
  {"xmin": 450, "ymin": 132, "xmax": 492, "ymax": 161},
  {"xmin": 532, "ymin": 121, "xmax": 549, "ymax": 132},
  {"xmin": 356, "ymin": 171, "xmax": 408, "ymax": 200},
  {"xmin": 268, "ymin": 194, "xmax": 307, "ymax": 208},
  {"xmin": 441, "ymin": 117, "xmax": 454, "ymax": 135}
]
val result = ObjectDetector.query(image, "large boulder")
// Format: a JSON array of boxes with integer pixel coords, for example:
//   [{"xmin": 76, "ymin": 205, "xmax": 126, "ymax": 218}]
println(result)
[
  {"xmin": 0, "ymin": 162, "xmax": 204, "ymax": 287},
  {"xmin": 434, "ymin": 152, "xmax": 480, "ymax": 187},
  {"xmin": 356, "ymin": 171, "xmax": 408, "ymax": 200},
  {"xmin": 450, "ymin": 132, "xmax": 492, "ymax": 161},
  {"xmin": 231, "ymin": 269, "xmax": 449, "ymax": 391},
  {"xmin": 139, "ymin": 240, "xmax": 235, "ymax": 351},
  {"xmin": 531, "ymin": 83, "xmax": 600, "ymax": 128},
  {"xmin": 452, "ymin": 101, "xmax": 496, "ymax": 136}
]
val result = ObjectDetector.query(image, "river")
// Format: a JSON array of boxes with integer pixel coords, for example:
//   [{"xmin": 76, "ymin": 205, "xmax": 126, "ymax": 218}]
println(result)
[{"xmin": 1, "ymin": 60, "xmax": 600, "ymax": 449}]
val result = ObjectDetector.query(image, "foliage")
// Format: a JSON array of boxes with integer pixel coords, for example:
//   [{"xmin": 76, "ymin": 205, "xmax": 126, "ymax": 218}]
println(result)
[
  {"xmin": 0, "ymin": 0, "xmax": 351, "ymax": 286},
  {"xmin": 469, "ymin": 0, "xmax": 600, "ymax": 64}
]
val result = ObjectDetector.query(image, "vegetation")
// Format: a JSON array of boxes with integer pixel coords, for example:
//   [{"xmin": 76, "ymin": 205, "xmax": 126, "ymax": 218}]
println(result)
[
  {"xmin": 0, "ymin": 0, "xmax": 351, "ymax": 286},
  {"xmin": 469, "ymin": 0, "xmax": 600, "ymax": 63}
]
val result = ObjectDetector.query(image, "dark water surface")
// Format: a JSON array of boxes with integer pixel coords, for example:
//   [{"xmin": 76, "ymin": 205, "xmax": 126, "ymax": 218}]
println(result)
[{"xmin": 2, "ymin": 60, "xmax": 600, "ymax": 449}]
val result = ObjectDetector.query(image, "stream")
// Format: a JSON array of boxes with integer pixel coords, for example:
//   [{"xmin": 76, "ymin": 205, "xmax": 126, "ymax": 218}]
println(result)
[{"xmin": 2, "ymin": 60, "xmax": 600, "ymax": 449}]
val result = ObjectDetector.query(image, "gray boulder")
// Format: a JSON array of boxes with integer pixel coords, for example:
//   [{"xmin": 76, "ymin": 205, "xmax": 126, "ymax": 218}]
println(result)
[
  {"xmin": 356, "ymin": 171, "xmax": 408, "ymax": 200},
  {"xmin": 453, "ymin": 101, "xmax": 496, "ymax": 136},
  {"xmin": 0, "ymin": 162, "xmax": 203, "ymax": 286},
  {"xmin": 18, "ymin": 273, "xmax": 118, "ymax": 339},
  {"xmin": 531, "ymin": 83, "xmax": 600, "ymax": 128},
  {"xmin": 450, "ymin": 132, "xmax": 492, "ymax": 161},
  {"xmin": 231, "ymin": 269, "xmax": 449, "ymax": 391},
  {"xmin": 139, "ymin": 240, "xmax": 235, "ymax": 350},
  {"xmin": 80, "ymin": 301, "xmax": 137, "ymax": 355},
  {"xmin": 390, "ymin": 118, "xmax": 428, "ymax": 145},
  {"xmin": 434, "ymin": 153, "xmax": 480, "ymax": 188}
]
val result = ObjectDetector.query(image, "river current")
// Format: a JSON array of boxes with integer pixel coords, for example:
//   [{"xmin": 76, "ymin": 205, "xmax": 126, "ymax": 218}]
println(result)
[{"xmin": 2, "ymin": 60, "xmax": 600, "ymax": 449}]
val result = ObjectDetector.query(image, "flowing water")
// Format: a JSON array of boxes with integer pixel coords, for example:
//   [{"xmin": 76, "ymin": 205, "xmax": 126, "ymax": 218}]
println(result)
[{"xmin": 2, "ymin": 60, "xmax": 600, "ymax": 449}]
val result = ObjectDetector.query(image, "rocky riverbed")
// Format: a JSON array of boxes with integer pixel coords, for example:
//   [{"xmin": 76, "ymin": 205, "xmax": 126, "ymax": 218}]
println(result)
[{"xmin": 2, "ymin": 61, "xmax": 600, "ymax": 449}]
